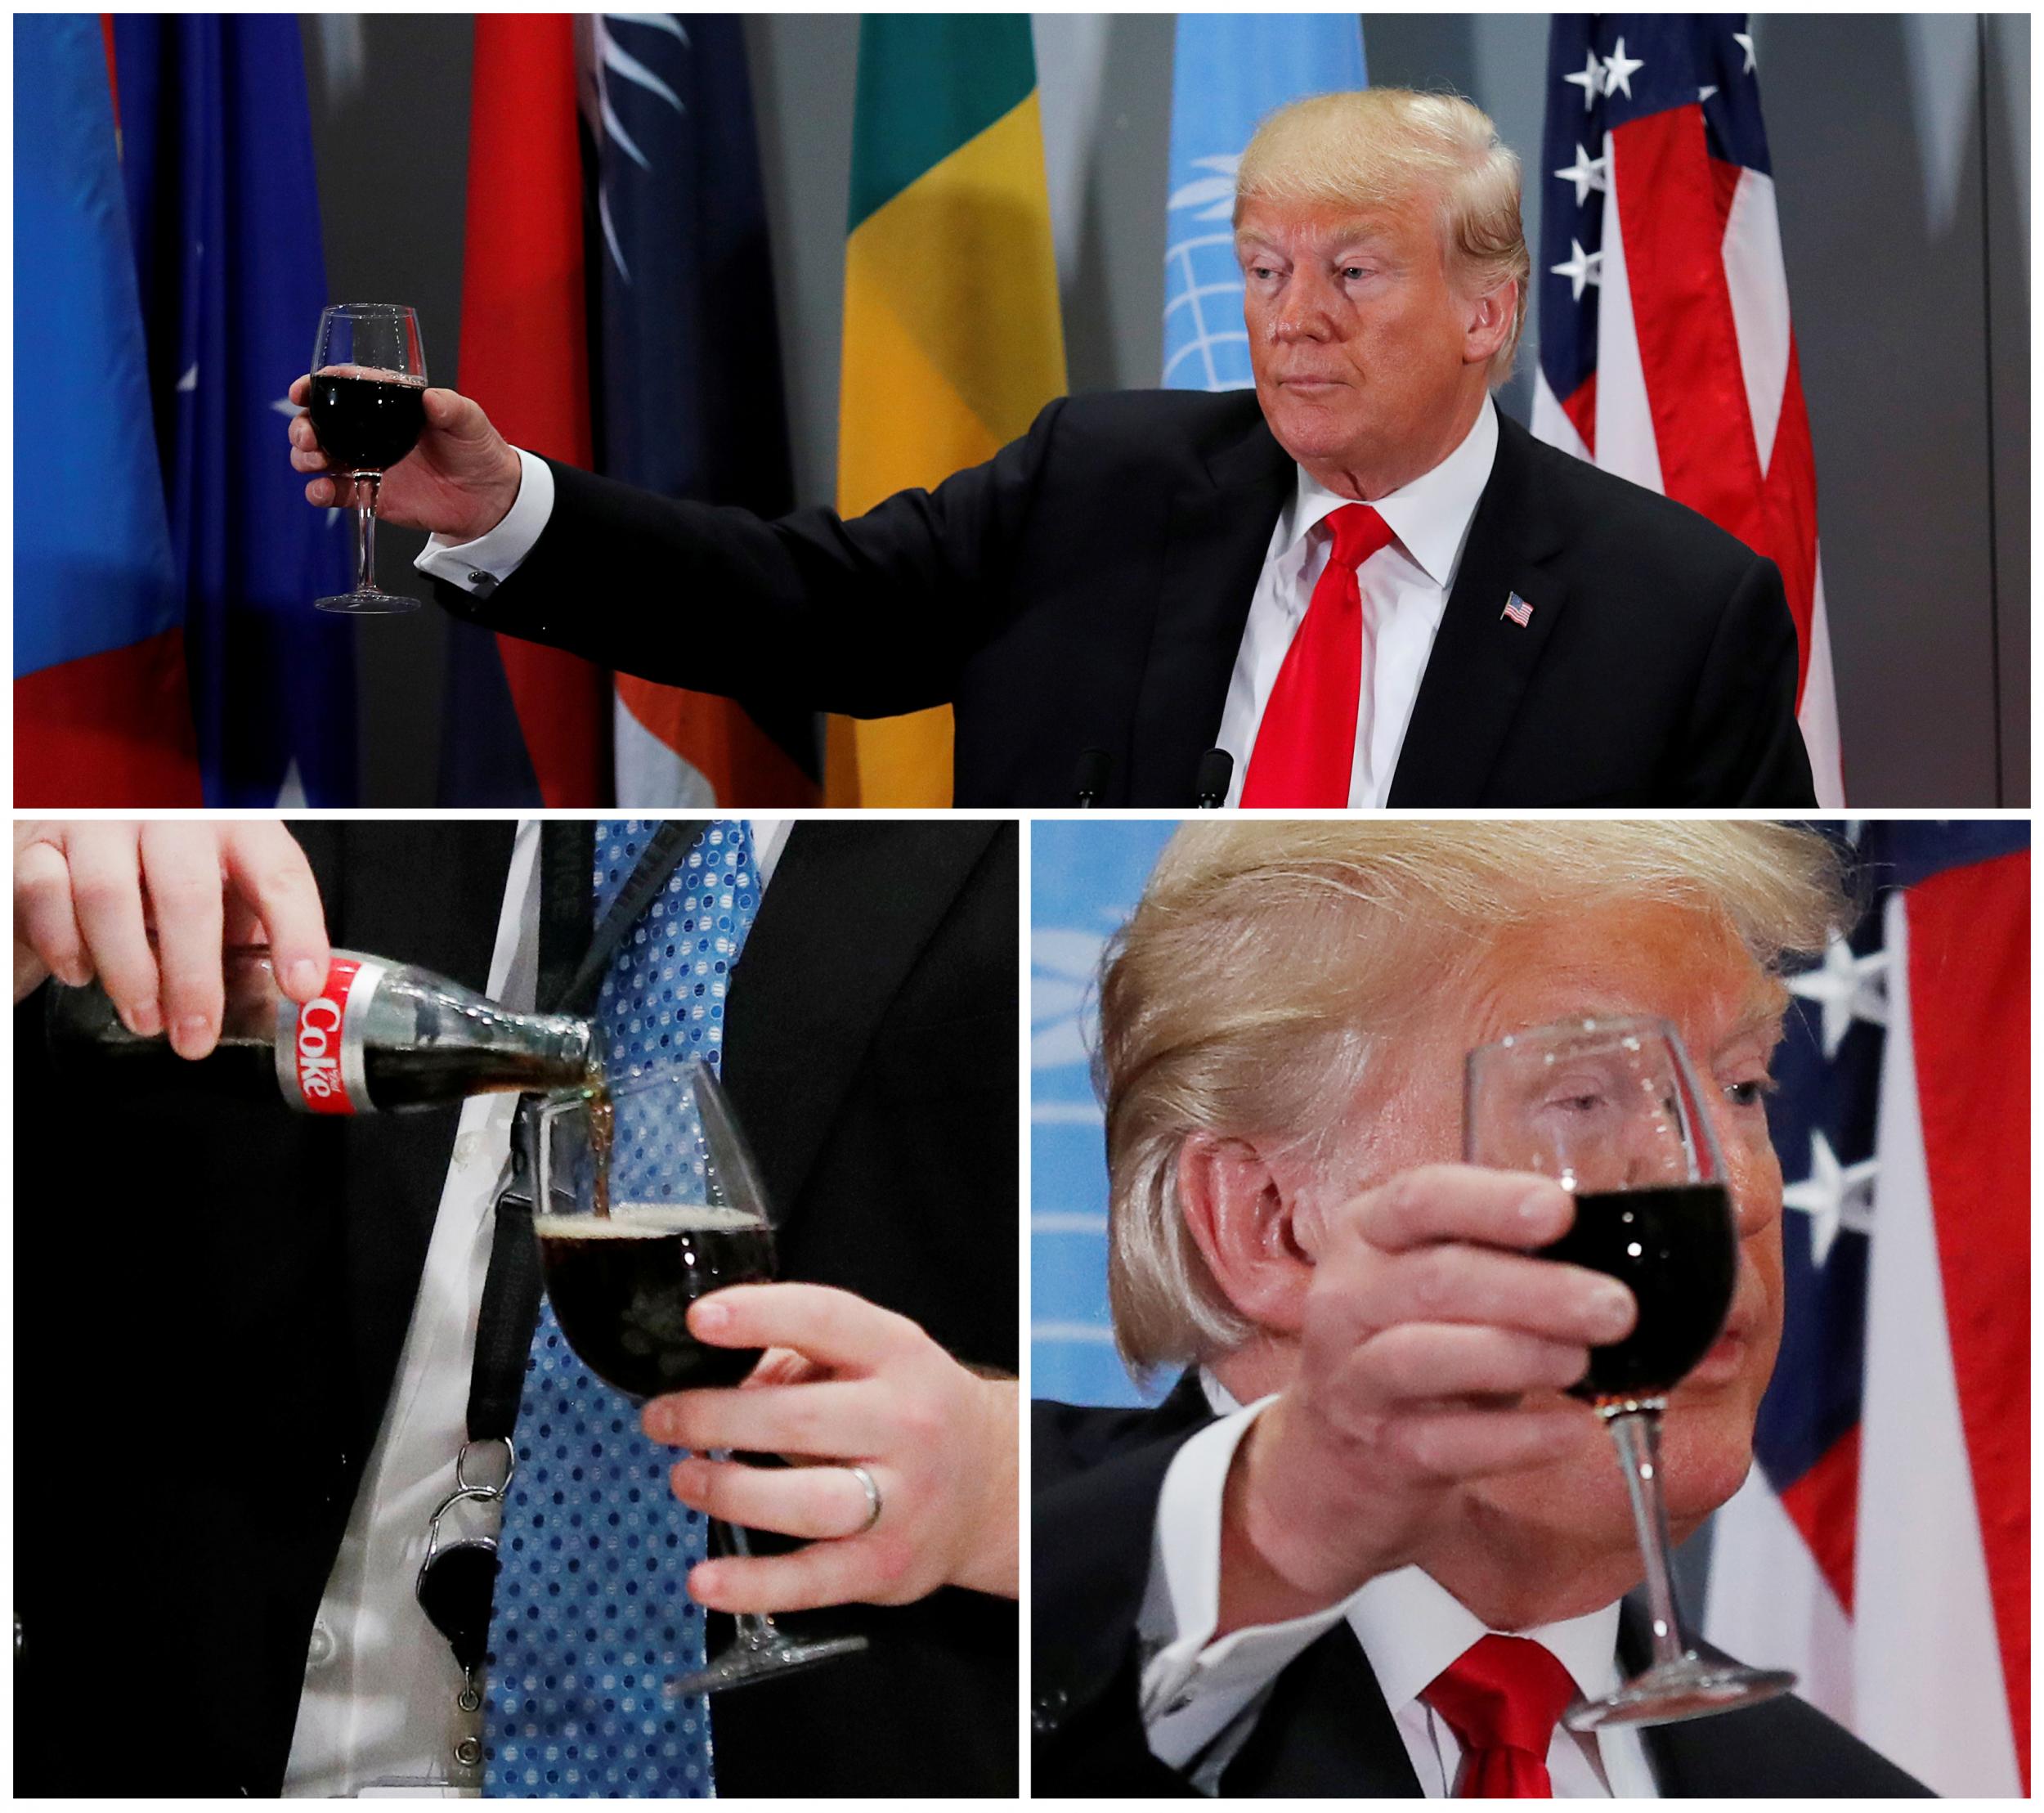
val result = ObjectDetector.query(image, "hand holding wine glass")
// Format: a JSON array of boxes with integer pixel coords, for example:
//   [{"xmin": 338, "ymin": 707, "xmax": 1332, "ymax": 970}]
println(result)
[
  {"xmin": 288, "ymin": 372, "xmax": 522, "ymax": 543},
  {"xmin": 1464, "ymin": 1014, "xmax": 1795, "ymax": 1730}
]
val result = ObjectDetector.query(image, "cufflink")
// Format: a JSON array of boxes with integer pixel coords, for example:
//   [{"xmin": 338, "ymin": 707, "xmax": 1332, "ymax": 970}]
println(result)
[{"xmin": 467, "ymin": 570, "xmax": 499, "ymax": 597}]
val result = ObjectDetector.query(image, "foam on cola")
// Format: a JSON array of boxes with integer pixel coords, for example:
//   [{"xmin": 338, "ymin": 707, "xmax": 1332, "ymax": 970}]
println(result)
[
  {"xmin": 534, "ymin": 1204, "xmax": 775, "ymax": 1401},
  {"xmin": 1540, "ymin": 1182, "xmax": 1738, "ymax": 1402}
]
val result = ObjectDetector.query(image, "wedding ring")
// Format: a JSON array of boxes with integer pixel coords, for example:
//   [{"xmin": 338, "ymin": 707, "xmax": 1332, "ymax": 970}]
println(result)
[{"xmin": 847, "ymin": 1464, "xmax": 884, "ymax": 1534}]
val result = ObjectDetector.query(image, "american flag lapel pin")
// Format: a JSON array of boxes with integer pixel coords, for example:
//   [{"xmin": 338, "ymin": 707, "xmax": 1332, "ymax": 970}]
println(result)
[{"xmin": 1501, "ymin": 591, "xmax": 1534, "ymax": 628}]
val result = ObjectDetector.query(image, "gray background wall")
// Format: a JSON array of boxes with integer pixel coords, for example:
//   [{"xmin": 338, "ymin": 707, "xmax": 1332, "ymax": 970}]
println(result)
[{"xmin": 303, "ymin": 13, "xmax": 2028, "ymax": 806}]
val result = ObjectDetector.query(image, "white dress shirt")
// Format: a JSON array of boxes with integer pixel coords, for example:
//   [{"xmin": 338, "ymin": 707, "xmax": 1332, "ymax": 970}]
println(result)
[
  {"xmin": 284, "ymin": 817, "xmax": 788, "ymax": 1797},
  {"xmin": 415, "ymin": 410, "xmax": 1498, "ymax": 811},
  {"xmin": 1136, "ymin": 1378, "xmax": 1658, "ymax": 1797},
  {"xmin": 1214, "ymin": 398, "xmax": 1499, "ymax": 806}
]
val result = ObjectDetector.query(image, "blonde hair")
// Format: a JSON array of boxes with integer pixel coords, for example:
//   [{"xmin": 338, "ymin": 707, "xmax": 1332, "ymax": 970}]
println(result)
[
  {"xmin": 1235, "ymin": 88, "xmax": 1531, "ymax": 386},
  {"xmin": 1098, "ymin": 822, "xmax": 1852, "ymax": 1374}
]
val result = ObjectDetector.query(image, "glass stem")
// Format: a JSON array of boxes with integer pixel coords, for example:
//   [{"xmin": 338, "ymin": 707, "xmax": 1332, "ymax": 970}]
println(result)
[
  {"xmin": 1604, "ymin": 1405, "xmax": 1691, "ymax": 1670},
  {"xmin": 352, "ymin": 472, "xmax": 381, "ymax": 592},
  {"xmin": 707, "ymin": 1451, "xmax": 785, "ymax": 1654}
]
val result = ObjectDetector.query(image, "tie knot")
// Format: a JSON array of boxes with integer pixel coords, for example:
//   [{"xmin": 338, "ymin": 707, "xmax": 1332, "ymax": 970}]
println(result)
[
  {"xmin": 1420, "ymin": 1634, "xmax": 1579, "ymax": 1763},
  {"xmin": 1325, "ymin": 502, "xmax": 1392, "ymax": 571}
]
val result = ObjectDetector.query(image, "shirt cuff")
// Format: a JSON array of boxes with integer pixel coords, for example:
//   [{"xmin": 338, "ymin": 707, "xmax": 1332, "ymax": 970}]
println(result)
[
  {"xmin": 413, "ymin": 447, "xmax": 555, "ymax": 595},
  {"xmin": 1137, "ymin": 1394, "xmax": 1358, "ymax": 1770}
]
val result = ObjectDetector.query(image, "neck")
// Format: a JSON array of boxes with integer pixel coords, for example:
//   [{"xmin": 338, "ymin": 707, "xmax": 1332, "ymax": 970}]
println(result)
[{"xmin": 1303, "ymin": 387, "xmax": 1488, "ymax": 502}]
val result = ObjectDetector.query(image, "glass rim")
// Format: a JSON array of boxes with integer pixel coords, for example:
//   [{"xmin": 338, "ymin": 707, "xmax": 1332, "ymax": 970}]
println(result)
[
  {"xmin": 320, "ymin": 300, "xmax": 421, "ymax": 316},
  {"xmin": 1470, "ymin": 1012, "xmax": 1682, "ymax": 1059}
]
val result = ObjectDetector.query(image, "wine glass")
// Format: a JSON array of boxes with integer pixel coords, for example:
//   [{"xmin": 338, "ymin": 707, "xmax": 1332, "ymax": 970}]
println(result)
[
  {"xmin": 1464, "ymin": 1015, "xmax": 1795, "ymax": 1730},
  {"xmin": 531, "ymin": 1059, "xmax": 869, "ymax": 1693},
  {"xmin": 308, "ymin": 303, "xmax": 428, "ymax": 613}
]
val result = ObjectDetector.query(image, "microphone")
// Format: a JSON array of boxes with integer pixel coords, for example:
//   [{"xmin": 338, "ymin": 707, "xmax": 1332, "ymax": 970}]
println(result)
[
  {"xmin": 1194, "ymin": 748, "xmax": 1234, "ymax": 809},
  {"xmin": 1072, "ymin": 748, "xmax": 1110, "ymax": 808}
]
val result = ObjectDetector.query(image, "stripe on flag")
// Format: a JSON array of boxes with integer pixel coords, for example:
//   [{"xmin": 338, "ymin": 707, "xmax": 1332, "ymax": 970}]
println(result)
[
  {"xmin": 829, "ymin": 16, "xmax": 1067, "ymax": 806},
  {"xmin": 1534, "ymin": 16, "xmax": 1844, "ymax": 805}
]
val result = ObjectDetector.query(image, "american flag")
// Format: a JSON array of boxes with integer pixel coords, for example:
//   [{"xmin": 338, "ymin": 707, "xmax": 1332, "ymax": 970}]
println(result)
[
  {"xmin": 1502, "ymin": 592, "xmax": 1535, "ymax": 628},
  {"xmin": 1532, "ymin": 17, "xmax": 1843, "ymax": 806},
  {"xmin": 1702, "ymin": 823, "xmax": 2028, "ymax": 1796}
]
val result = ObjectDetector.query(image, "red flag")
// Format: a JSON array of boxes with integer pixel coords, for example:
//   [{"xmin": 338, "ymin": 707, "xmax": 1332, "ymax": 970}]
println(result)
[{"xmin": 458, "ymin": 13, "xmax": 610, "ymax": 806}]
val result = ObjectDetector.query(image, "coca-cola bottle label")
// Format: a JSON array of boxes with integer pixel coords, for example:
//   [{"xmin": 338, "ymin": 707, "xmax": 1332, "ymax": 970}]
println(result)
[{"xmin": 277, "ymin": 955, "xmax": 386, "ymax": 1113}]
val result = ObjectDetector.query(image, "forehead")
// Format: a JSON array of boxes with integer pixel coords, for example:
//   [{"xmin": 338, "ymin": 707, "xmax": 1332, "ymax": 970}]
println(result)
[
  {"xmin": 1234, "ymin": 191, "xmax": 1439, "ymax": 253},
  {"xmin": 1461, "ymin": 898, "xmax": 1783, "ymax": 1054}
]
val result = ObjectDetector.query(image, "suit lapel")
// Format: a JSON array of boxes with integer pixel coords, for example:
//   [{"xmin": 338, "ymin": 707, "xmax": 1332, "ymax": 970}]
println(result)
[
  {"xmin": 721, "ymin": 822, "xmax": 999, "ymax": 1229},
  {"xmin": 1219, "ymin": 1626, "xmax": 1425, "ymax": 1797},
  {"xmin": 1387, "ymin": 412, "xmax": 1570, "ymax": 806},
  {"xmin": 1128, "ymin": 407, "xmax": 1292, "ymax": 805}
]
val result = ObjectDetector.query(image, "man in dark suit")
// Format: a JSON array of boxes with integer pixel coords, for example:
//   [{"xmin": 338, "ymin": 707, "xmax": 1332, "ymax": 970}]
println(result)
[
  {"xmin": 1031, "ymin": 821, "xmax": 1926, "ymax": 1797},
  {"xmin": 13, "ymin": 818, "xmax": 1016, "ymax": 1797},
  {"xmin": 288, "ymin": 91, "xmax": 1816, "ymax": 810}
]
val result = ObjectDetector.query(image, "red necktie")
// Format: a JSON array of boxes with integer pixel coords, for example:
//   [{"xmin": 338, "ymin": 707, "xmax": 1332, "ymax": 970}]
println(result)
[
  {"xmin": 1239, "ymin": 502, "xmax": 1395, "ymax": 806},
  {"xmin": 1419, "ymin": 1633, "xmax": 1580, "ymax": 1797}
]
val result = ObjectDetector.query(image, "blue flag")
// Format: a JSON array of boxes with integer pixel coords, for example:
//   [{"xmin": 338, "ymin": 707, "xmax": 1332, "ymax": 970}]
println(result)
[
  {"xmin": 113, "ymin": 15, "xmax": 359, "ymax": 806},
  {"xmin": 1163, "ymin": 14, "xmax": 1368, "ymax": 391},
  {"xmin": 580, "ymin": 13, "xmax": 816, "ymax": 801},
  {"xmin": 14, "ymin": 15, "xmax": 203, "ymax": 805}
]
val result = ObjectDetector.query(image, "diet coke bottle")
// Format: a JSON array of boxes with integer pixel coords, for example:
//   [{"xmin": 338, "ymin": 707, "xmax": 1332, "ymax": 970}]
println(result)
[{"xmin": 45, "ymin": 949, "xmax": 594, "ymax": 1114}]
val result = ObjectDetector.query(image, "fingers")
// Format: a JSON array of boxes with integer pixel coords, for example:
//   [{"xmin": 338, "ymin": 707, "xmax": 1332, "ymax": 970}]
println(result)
[
  {"xmin": 642, "ymin": 1380, "xmax": 892, "ymax": 1459},
  {"xmin": 688, "ymin": 1528, "xmax": 907, "ymax": 1616},
  {"xmin": 221, "ymin": 823, "xmax": 328, "ymax": 1000},
  {"xmin": 688, "ymin": 1283, "xmax": 923, "ymax": 1374},
  {"xmin": 138, "ymin": 823, "xmax": 226, "ymax": 1057},
  {"xmin": 289, "ymin": 373, "xmax": 309, "ymax": 405},
  {"xmin": 1372, "ymin": 1402, "xmax": 1590, "ymax": 1483},
  {"xmin": 1334, "ymin": 1242, "xmax": 1636, "ymax": 1352},
  {"xmin": 1353, "ymin": 1322, "xmax": 1592, "ymax": 1401},
  {"xmin": 1356, "ymin": 1165, "xmax": 1576, "ymax": 1254},
  {"xmin": 668, "ymin": 1456, "xmax": 877, "ymax": 1542},
  {"xmin": 15, "ymin": 837, "xmax": 90, "ymax": 990},
  {"xmin": 61, "ymin": 824, "xmax": 159, "ymax": 1034}
]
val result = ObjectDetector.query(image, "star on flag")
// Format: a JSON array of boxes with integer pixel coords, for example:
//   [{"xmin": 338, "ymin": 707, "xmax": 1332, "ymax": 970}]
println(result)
[
  {"xmin": 1551, "ymin": 237, "xmax": 1604, "ymax": 302},
  {"xmin": 1781, "ymin": 1128, "xmax": 1879, "ymax": 1267},
  {"xmin": 1786, "ymin": 930, "xmax": 1890, "ymax": 1059},
  {"xmin": 1553, "ymin": 141, "xmax": 1608, "ymax": 208}
]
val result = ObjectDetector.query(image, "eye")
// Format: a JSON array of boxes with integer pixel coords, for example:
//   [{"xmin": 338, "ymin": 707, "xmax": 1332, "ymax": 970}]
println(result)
[
  {"xmin": 1341, "ymin": 265, "xmax": 1367, "ymax": 280},
  {"xmin": 1723, "ymin": 1077, "xmax": 1776, "ymax": 1110}
]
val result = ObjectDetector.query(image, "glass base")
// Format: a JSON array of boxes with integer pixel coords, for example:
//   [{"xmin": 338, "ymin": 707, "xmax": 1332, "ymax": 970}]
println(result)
[
  {"xmin": 665, "ymin": 1631, "xmax": 868, "ymax": 1697},
  {"xmin": 1564, "ymin": 1654, "xmax": 1796, "ymax": 1731},
  {"xmin": 316, "ymin": 588, "xmax": 419, "ymax": 614}
]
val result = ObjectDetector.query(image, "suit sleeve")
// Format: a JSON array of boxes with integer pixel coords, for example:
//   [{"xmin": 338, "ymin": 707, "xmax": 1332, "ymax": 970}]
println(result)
[
  {"xmin": 430, "ymin": 397, "xmax": 1070, "ymax": 719},
  {"xmin": 1673, "ymin": 554, "xmax": 1818, "ymax": 807}
]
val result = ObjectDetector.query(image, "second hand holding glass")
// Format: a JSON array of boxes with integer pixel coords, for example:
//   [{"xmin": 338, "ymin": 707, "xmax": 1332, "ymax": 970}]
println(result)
[
  {"xmin": 1464, "ymin": 1015, "xmax": 1795, "ymax": 1730},
  {"xmin": 531, "ymin": 1059, "xmax": 869, "ymax": 1694},
  {"xmin": 309, "ymin": 303, "xmax": 428, "ymax": 613}
]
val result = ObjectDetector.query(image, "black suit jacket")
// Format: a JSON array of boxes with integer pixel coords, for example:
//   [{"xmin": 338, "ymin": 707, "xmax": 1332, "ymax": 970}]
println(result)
[
  {"xmin": 439, "ymin": 393, "xmax": 1815, "ymax": 807},
  {"xmin": 1032, "ymin": 1380, "xmax": 1930, "ymax": 1798},
  {"xmin": 14, "ymin": 821, "xmax": 1017, "ymax": 1797}
]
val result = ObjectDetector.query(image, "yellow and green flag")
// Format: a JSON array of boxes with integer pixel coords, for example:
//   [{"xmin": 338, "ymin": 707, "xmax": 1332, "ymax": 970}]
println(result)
[{"xmin": 830, "ymin": 15, "xmax": 1068, "ymax": 806}]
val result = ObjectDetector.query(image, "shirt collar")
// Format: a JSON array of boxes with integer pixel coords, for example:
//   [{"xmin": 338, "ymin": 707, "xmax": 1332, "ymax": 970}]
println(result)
[
  {"xmin": 1282, "ymin": 396, "xmax": 1499, "ymax": 590},
  {"xmin": 1347, "ymin": 1561, "xmax": 1624, "ymax": 1714}
]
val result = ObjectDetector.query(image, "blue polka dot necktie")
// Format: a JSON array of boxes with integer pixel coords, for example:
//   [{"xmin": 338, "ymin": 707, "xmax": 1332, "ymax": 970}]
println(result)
[{"xmin": 483, "ymin": 821, "xmax": 761, "ymax": 1797}]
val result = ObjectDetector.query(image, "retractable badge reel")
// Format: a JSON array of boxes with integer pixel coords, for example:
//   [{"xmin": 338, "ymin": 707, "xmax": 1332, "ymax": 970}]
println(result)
[{"xmin": 416, "ymin": 1437, "xmax": 516, "ymax": 1768}]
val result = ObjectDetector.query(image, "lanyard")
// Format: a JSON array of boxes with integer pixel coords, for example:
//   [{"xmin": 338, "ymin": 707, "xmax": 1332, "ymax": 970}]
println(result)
[{"xmin": 416, "ymin": 822, "xmax": 707, "ymax": 1740}]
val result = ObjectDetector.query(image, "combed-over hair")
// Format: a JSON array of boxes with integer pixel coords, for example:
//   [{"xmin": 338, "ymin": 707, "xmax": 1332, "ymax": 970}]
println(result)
[
  {"xmin": 1235, "ymin": 88, "xmax": 1532, "ymax": 386},
  {"xmin": 1098, "ymin": 822, "xmax": 1853, "ymax": 1375}
]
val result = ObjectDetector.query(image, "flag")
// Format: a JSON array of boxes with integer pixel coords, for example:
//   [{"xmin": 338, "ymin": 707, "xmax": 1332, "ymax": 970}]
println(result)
[
  {"xmin": 1163, "ymin": 14, "xmax": 1366, "ymax": 392},
  {"xmin": 15, "ymin": 15, "xmax": 203, "ymax": 806},
  {"xmin": 109, "ymin": 15, "xmax": 360, "ymax": 806},
  {"xmin": 440, "ymin": 13, "xmax": 612, "ymax": 808},
  {"xmin": 579, "ymin": 14, "xmax": 818, "ymax": 806},
  {"xmin": 830, "ymin": 15, "xmax": 1067, "ymax": 806},
  {"xmin": 1704, "ymin": 822, "xmax": 2028, "ymax": 1796},
  {"xmin": 1533, "ymin": 18, "xmax": 1842, "ymax": 806}
]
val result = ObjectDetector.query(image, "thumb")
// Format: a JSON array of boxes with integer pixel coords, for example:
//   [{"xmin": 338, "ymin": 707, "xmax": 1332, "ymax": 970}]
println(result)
[{"xmin": 422, "ymin": 387, "xmax": 473, "ymax": 430}]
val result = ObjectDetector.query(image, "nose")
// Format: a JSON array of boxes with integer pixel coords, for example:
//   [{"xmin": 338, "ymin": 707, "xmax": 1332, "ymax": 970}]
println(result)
[{"xmin": 1269, "ymin": 270, "xmax": 1336, "ymax": 343}]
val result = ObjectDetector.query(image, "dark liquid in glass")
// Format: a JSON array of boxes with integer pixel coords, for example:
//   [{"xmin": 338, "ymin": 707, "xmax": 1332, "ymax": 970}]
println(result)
[
  {"xmin": 1540, "ymin": 1182, "xmax": 1737, "ymax": 1400},
  {"xmin": 309, "ymin": 371, "xmax": 427, "ymax": 471},
  {"xmin": 536, "ymin": 1208, "xmax": 774, "ymax": 1400}
]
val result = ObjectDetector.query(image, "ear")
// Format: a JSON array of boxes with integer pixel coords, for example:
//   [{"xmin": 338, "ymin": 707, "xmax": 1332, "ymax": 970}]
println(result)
[
  {"xmin": 1463, "ymin": 277, "xmax": 1517, "ymax": 369},
  {"xmin": 1176, "ymin": 1132, "xmax": 1316, "ymax": 1335}
]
